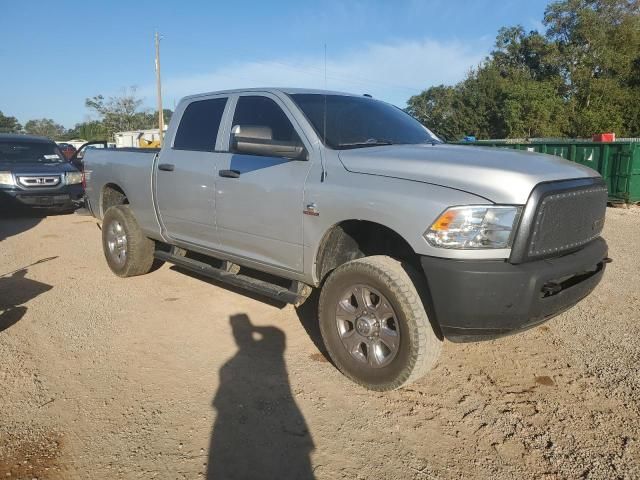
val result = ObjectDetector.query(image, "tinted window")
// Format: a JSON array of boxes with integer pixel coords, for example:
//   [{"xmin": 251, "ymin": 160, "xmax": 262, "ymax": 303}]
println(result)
[
  {"xmin": 290, "ymin": 94, "xmax": 440, "ymax": 149},
  {"xmin": 0, "ymin": 141, "xmax": 65, "ymax": 163},
  {"xmin": 232, "ymin": 96, "xmax": 299, "ymax": 142},
  {"xmin": 173, "ymin": 97, "xmax": 227, "ymax": 151}
]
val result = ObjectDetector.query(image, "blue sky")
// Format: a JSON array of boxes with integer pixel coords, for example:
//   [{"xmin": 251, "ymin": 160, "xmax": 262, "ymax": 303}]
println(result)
[{"xmin": 1, "ymin": 0, "xmax": 549, "ymax": 128}]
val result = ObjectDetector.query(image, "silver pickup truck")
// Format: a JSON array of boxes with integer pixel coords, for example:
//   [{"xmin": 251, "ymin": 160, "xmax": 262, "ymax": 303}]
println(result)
[{"xmin": 84, "ymin": 88, "xmax": 609, "ymax": 390}]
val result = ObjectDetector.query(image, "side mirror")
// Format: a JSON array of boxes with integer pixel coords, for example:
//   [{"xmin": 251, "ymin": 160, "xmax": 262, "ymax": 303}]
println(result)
[{"xmin": 230, "ymin": 125, "xmax": 308, "ymax": 161}]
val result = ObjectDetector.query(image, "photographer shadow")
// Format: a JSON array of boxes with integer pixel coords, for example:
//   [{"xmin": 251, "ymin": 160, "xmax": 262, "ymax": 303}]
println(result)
[
  {"xmin": 0, "ymin": 269, "xmax": 52, "ymax": 332},
  {"xmin": 207, "ymin": 314, "xmax": 315, "ymax": 480}
]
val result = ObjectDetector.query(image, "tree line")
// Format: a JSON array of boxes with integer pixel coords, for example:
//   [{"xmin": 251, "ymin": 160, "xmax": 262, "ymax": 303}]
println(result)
[
  {"xmin": 0, "ymin": 87, "xmax": 171, "ymax": 142},
  {"xmin": 407, "ymin": 0, "xmax": 640, "ymax": 141}
]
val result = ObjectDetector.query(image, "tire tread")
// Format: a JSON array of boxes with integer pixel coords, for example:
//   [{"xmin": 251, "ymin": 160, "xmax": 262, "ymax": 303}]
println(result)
[
  {"xmin": 319, "ymin": 255, "xmax": 441, "ymax": 391},
  {"xmin": 102, "ymin": 205, "xmax": 155, "ymax": 277}
]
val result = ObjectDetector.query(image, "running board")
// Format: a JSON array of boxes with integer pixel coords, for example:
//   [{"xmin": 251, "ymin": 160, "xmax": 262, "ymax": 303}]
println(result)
[{"xmin": 154, "ymin": 250, "xmax": 305, "ymax": 304}]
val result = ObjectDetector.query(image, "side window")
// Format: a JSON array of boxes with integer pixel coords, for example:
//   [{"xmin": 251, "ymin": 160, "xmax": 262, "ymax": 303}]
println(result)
[
  {"xmin": 173, "ymin": 97, "xmax": 228, "ymax": 151},
  {"xmin": 232, "ymin": 96, "xmax": 300, "ymax": 143}
]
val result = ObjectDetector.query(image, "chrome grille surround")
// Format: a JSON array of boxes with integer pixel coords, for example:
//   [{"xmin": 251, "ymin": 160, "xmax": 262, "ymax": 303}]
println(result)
[
  {"xmin": 510, "ymin": 178, "xmax": 608, "ymax": 264},
  {"xmin": 17, "ymin": 175, "xmax": 61, "ymax": 188}
]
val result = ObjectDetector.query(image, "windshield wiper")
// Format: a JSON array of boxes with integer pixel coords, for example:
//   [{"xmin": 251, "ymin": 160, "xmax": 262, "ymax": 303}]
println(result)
[{"xmin": 337, "ymin": 138, "xmax": 395, "ymax": 149}]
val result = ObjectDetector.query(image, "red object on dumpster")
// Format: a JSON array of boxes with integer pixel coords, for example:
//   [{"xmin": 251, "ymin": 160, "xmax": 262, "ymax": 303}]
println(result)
[{"xmin": 592, "ymin": 133, "xmax": 616, "ymax": 142}]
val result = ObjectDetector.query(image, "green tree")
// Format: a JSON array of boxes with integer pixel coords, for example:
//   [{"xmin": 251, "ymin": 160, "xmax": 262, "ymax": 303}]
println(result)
[
  {"xmin": 162, "ymin": 108, "xmax": 173, "ymax": 125},
  {"xmin": 85, "ymin": 86, "xmax": 146, "ymax": 139},
  {"xmin": 501, "ymin": 76, "xmax": 568, "ymax": 137},
  {"xmin": 544, "ymin": 0, "xmax": 640, "ymax": 136},
  {"xmin": 65, "ymin": 121, "xmax": 108, "ymax": 141},
  {"xmin": 0, "ymin": 111, "xmax": 22, "ymax": 133},
  {"xmin": 85, "ymin": 87, "xmax": 173, "ymax": 140},
  {"xmin": 24, "ymin": 118, "xmax": 66, "ymax": 139},
  {"xmin": 406, "ymin": 85, "xmax": 469, "ymax": 140},
  {"xmin": 407, "ymin": 0, "xmax": 640, "ymax": 140},
  {"xmin": 493, "ymin": 26, "xmax": 559, "ymax": 81}
]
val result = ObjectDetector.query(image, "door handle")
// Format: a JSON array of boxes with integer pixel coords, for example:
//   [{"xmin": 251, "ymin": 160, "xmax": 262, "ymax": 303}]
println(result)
[
  {"xmin": 158, "ymin": 163, "xmax": 175, "ymax": 171},
  {"xmin": 219, "ymin": 169, "xmax": 241, "ymax": 178}
]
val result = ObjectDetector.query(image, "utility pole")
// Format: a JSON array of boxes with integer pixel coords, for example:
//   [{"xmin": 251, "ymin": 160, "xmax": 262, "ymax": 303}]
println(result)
[{"xmin": 155, "ymin": 31, "xmax": 164, "ymax": 146}]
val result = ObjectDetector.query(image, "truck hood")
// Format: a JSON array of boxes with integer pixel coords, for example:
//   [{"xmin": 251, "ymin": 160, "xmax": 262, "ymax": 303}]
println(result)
[
  {"xmin": 0, "ymin": 161, "xmax": 78, "ymax": 175},
  {"xmin": 338, "ymin": 144, "xmax": 600, "ymax": 204}
]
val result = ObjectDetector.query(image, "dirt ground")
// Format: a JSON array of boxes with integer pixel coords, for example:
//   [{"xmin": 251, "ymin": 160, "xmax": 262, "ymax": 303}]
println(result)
[{"xmin": 1, "ymin": 207, "xmax": 639, "ymax": 480}]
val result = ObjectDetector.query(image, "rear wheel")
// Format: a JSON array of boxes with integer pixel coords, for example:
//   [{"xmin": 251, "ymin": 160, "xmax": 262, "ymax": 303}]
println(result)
[
  {"xmin": 102, "ymin": 205, "xmax": 156, "ymax": 277},
  {"xmin": 319, "ymin": 255, "xmax": 441, "ymax": 391}
]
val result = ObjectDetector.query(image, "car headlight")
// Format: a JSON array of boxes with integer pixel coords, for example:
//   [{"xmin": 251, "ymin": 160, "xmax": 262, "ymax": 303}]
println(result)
[
  {"xmin": 65, "ymin": 171, "xmax": 83, "ymax": 185},
  {"xmin": 0, "ymin": 172, "xmax": 15, "ymax": 186},
  {"xmin": 424, "ymin": 205, "xmax": 522, "ymax": 249}
]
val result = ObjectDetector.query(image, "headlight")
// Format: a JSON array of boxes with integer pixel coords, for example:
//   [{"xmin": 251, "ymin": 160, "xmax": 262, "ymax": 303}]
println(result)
[
  {"xmin": 0, "ymin": 172, "xmax": 15, "ymax": 186},
  {"xmin": 425, "ymin": 205, "xmax": 522, "ymax": 249},
  {"xmin": 65, "ymin": 171, "xmax": 83, "ymax": 185}
]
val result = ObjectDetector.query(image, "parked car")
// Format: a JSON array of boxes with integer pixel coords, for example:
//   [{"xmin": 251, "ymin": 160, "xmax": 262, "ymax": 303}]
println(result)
[
  {"xmin": 0, "ymin": 134, "xmax": 84, "ymax": 211},
  {"xmin": 83, "ymin": 88, "xmax": 609, "ymax": 390},
  {"xmin": 57, "ymin": 142, "xmax": 77, "ymax": 160}
]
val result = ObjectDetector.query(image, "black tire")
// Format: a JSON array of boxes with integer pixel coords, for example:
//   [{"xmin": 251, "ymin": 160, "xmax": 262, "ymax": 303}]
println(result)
[
  {"xmin": 318, "ymin": 255, "xmax": 442, "ymax": 391},
  {"xmin": 102, "ymin": 205, "xmax": 156, "ymax": 277}
]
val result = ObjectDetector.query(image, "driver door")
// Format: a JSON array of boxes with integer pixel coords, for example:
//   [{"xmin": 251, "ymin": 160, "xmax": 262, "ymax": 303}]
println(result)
[{"xmin": 214, "ymin": 94, "xmax": 312, "ymax": 272}]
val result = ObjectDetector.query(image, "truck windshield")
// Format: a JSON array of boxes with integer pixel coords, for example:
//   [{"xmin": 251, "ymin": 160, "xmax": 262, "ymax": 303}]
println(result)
[
  {"xmin": 290, "ymin": 94, "xmax": 441, "ymax": 150},
  {"xmin": 0, "ymin": 141, "xmax": 65, "ymax": 163}
]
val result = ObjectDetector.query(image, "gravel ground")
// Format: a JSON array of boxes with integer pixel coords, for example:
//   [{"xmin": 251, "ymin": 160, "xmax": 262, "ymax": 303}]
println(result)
[{"xmin": 0, "ymin": 207, "xmax": 639, "ymax": 479}]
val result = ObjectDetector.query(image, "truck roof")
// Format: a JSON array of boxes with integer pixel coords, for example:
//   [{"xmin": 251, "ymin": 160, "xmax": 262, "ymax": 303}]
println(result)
[
  {"xmin": 180, "ymin": 87, "xmax": 360, "ymax": 103},
  {"xmin": 0, "ymin": 133, "xmax": 55, "ymax": 143}
]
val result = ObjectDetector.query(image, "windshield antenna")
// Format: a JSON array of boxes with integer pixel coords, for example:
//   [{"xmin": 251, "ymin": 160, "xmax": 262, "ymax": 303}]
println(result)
[{"xmin": 321, "ymin": 43, "xmax": 328, "ymax": 182}]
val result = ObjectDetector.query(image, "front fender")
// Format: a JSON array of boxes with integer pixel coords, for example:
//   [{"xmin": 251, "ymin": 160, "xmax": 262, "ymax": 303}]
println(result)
[{"xmin": 303, "ymin": 171, "xmax": 493, "ymax": 285}]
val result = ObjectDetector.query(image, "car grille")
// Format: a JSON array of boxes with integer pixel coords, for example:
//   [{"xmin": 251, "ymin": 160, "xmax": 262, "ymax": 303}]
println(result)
[
  {"xmin": 17, "ymin": 175, "xmax": 61, "ymax": 188},
  {"xmin": 510, "ymin": 178, "xmax": 608, "ymax": 263}
]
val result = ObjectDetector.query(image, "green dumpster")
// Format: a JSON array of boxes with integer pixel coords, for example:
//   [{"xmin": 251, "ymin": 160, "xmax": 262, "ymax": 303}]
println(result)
[{"xmin": 454, "ymin": 139, "xmax": 640, "ymax": 203}]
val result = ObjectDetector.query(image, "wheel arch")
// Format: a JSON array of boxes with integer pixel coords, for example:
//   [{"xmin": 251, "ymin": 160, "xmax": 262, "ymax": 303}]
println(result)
[
  {"xmin": 313, "ymin": 219, "xmax": 420, "ymax": 285},
  {"xmin": 101, "ymin": 183, "xmax": 129, "ymax": 218}
]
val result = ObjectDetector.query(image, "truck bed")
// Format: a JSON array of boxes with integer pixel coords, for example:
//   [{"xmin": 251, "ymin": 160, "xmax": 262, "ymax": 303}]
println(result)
[{"xmin": 83, "ymin": 148, "xmax": 161, "ymax": 236}]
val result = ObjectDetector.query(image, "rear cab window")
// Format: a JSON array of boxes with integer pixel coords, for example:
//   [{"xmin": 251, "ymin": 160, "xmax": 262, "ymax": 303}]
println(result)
[{"xmin": 173, "ymin": 97, "xmax": 228, "ymax": 151}]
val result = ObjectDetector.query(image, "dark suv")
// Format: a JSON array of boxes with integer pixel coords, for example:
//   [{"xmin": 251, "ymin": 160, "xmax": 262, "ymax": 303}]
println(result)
[{"xmin": 0, "ymin": 134, "xmax": 84, "ymax": 211}]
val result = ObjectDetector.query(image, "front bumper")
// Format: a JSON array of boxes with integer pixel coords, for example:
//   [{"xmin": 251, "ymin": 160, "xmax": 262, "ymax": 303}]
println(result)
[
  {"xmin": 0, "ymin": 184, "xmax": 84, "ymax": 208},
  {"xmin": 421, "ymin": 237, "xmax": 608, "ymax": 342}
]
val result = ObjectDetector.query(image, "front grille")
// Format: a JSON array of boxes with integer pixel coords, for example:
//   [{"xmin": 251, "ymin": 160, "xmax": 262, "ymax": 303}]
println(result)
[
  {"xmin": 528, "ymin": 186, "xmax": 607, "ymax": 257},
  {"xmin": 17, "ymin": 175, "xmax": 61, "ymax": 188},
  {"xmin": 16, "ymin": 194, "xmax": 70, "ymax": 206},
  {"xmin": 510, "ymin": 178, "xmax": 608, "ymax": 263}
]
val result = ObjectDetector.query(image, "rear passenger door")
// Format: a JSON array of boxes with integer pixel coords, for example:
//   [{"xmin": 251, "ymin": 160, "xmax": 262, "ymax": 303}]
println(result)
[
  {"xmin": 214, "ymin": 94, "xmax": 312, "ymax": 272},
  {"xmin": 155, "ymin": 95, "xmax": 230, "ymax": 248}
]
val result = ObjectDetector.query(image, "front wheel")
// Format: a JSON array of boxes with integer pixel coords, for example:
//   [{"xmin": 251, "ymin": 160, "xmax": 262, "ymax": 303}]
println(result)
[
  {"xmin": 318, "ymin": 256, "xmax": 442, "ymax": 391},
  {"xmin": 102, "ymin": 205, "xmax": 157, "ymax": 277}
]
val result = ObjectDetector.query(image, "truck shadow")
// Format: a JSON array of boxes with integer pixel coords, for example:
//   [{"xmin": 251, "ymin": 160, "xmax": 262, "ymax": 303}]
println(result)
[
  {"xmin": 171, "ymin": 265, "xmax": 332, "ymax": 363},
  {"xmin": 207, "ymin": 314, "xmax": 315, "ymax": 480},
  {"xmin": 0, "ymin": 268, "xmax": 53, "ymax": 332},
  {"xmin": 0, "ymin": 209, "xmax": 46, "ymax": 243},
  {"xmin": 294, "ymin": 289, "xmax": 332, "ymax": 363}
]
